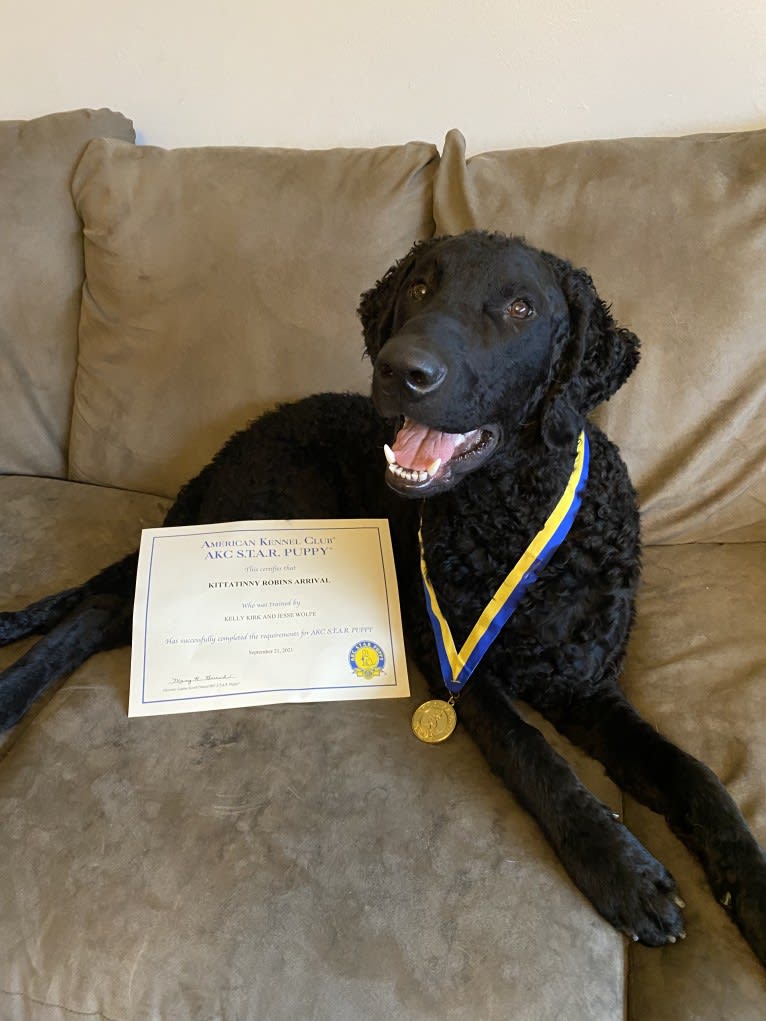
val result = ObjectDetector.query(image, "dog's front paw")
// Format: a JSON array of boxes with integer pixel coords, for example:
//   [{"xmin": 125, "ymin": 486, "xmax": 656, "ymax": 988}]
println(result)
[
  {"xmin": 564, "ymin": 813, "xmax": 685, "ymax": 946},
  {"xmin": 603, "ymin": 847, "xmax": 686, "ymax": 947}
]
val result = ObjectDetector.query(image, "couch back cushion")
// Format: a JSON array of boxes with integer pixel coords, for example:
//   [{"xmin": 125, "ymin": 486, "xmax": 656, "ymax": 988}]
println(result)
[
  {"xmin": 0, "ymin": 109, "xmax": 135, "ymax": 479},
  {"xmin": 71, "ymin": 139, "xmax": 437, "ymax": 497},
  {"xmin": 434, "ymin": 128, "xmax": 766, "ymax": 545}
]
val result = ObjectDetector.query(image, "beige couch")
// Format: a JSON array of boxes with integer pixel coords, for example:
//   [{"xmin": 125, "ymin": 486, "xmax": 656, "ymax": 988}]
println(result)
[{"xmin": 1, "ymin": 108, "xmax": 765, "ymax": 1020}]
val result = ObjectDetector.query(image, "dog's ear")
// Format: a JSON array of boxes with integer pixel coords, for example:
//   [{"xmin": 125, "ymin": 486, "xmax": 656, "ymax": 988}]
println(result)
[
  {"xmin": 358, "ymin": 238, "xmax": 441, "ymax": 359},
  {"xmin": 540, "ymin": 253, "xmax": 640, "ymax": 448}
]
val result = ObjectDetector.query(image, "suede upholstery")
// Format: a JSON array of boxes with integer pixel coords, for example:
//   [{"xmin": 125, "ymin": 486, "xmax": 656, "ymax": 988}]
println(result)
[
  {"xmin": 0, "ymin": 111, "xmax": 764, "ymax": 1019},
  {"xmin": 0, "ymin": 480, "xmax": 625, "ymax": 1021},
  {"xmin": 0, "ymin": 109, "xmax": 135, "ymax": 479},
  {"xmin": 623, "ymin": 543, "xmax": 766, "ymax": 1017},
  {"xmin": 434, "ymin": 128, "xmax": 766, "ymax": 546},
  {"xmin": 70, "ymin": 138, "xmax": 438, "ymax": 497}
]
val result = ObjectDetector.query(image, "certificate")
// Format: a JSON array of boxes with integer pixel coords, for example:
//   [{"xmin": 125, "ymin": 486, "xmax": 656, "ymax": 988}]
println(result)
[{"xmin": 128, "ymin": 519, "xmax": 409, "ymax": 717}]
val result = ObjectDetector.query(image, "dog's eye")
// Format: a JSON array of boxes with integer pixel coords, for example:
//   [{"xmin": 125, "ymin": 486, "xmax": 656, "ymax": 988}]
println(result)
[
  {"xmin": 507, "ymin": 299, "xmax": 534, "ymax": 319},
  {"xmin": 409, "ymin": 282, "xmax": 429, "ymax": 301}
]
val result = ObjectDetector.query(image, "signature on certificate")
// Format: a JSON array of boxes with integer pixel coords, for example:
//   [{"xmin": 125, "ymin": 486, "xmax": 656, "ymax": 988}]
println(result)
[{"xmin": 169, "ymin": 674, "xmax": 236, "ymax": 686}]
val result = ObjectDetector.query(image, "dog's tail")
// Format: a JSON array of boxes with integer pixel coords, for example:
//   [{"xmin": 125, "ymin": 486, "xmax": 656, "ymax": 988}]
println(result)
[{"xmin": 0, "ymin": 552, "xmax": 138, "ymax": 731}]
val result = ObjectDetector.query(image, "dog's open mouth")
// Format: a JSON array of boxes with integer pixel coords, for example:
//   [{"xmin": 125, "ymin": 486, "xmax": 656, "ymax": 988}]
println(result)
[{"xmin": 383, "ymin": 418, "xmax": 501, "ymax": 495}]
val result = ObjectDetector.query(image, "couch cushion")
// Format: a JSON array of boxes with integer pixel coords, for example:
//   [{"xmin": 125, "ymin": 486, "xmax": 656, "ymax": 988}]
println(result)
[
  {"xmin": 0, "ymin": 475, "xmax": 624, "ymax": 1020},
  {"xmin": 620, "ymin": 542, "xmax": 766, "ymax": 1017},
  {"xmin": 0, "ymin": 109, "xmax": 135, "ymax": 480},
  {"xmin": 70, "ymin": 139, "xmax": 438, "ymax": 498},
  {"xmin": 0, "ymin": 476, "xmax": 169, "ymax": 758},
  {"xmin": 434, "ymin": 128, "xmax": 766, "ymax": 545}
]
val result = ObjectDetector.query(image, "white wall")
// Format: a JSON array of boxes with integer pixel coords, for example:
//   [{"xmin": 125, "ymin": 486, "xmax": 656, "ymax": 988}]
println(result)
[{"xmin": 2, "ymin": 0, "xmax": 765, "ymax": 153}]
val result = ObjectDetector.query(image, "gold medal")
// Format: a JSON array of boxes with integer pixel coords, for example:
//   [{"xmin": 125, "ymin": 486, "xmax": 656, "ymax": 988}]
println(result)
[{"xmin": 411, "ymin": 698, "xmax": 457, "ymax": 744}]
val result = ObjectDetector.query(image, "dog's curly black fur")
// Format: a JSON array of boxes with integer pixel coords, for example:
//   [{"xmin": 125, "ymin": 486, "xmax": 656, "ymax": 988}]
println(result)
[{"xmin": 2, "ymin": 231, "xmax": 765, "ymax": 962}]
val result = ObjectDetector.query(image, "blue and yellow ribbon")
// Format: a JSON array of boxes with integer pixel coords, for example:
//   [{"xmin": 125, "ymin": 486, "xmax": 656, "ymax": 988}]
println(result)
[{"xmin": 419, "ymin": 430, "xmax": 590, "ymax": 696}]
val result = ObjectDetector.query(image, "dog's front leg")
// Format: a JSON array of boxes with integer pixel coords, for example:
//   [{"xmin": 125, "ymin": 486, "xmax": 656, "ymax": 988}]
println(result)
[
  {"xmin": 457, "ymin": 682, "xmax": 685, "ymax": 945},
  {"xmin": 545, "ymin": 687, "xmax": 766, "ymax": 966}
]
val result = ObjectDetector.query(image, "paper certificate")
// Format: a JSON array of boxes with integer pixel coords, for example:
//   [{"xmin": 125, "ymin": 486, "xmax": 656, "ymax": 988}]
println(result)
[{"xmin": 128, "ymin": 519, "xmax": 409, "ymax": 717}]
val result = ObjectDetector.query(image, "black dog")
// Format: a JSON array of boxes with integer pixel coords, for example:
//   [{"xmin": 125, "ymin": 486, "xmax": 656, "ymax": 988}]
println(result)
[{"xmin": 1, "ymin": 231, "xmax": 765, "ymax": 962}]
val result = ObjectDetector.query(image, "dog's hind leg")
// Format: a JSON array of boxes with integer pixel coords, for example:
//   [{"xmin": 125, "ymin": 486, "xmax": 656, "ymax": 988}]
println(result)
[
  {"xmin": 0, "ymin": 552, "xmax": 138, "ymax": 731},
  {"xmin": 0, "ymin": 586, "xmax": 86, "ymax": 646},
  {"xmin": 0, "ymin": 451, "xmax": 212, "ymax": 650},
  {"xmin": 457, "ymin": 682, "xmax": 685, "ymax": 946},
  {"xmin": 545, "ymin": 687, "xmax": 766, "ymax": 965},
  {"xmin": 0, "ymin": 551, "xmax": 138, "ymax": 648},
  {"xmin": 0, "ymin": 593, "xmax": 132, "ymax": 731}
]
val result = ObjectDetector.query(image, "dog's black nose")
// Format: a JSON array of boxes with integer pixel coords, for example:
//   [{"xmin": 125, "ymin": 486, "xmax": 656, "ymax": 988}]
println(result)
[{"xmin": 375, "ymin": 340, "xmax": 448, "ymax": 398}]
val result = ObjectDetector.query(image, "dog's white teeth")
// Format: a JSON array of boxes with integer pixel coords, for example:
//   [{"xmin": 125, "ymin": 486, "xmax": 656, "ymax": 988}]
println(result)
[
  {"xmin": 385, "ymin": 446, "xmax": 437, "ymax": 483},
  {"xmin": 388, "ymin": 463, "xmax": 428, "ymax": 483}
]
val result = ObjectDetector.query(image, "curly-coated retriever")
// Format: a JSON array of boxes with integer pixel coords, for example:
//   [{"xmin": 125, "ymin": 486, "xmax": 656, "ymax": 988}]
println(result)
[{"xmin": 1, "ymin": 231, "xmax": 765, "ymax": 962}]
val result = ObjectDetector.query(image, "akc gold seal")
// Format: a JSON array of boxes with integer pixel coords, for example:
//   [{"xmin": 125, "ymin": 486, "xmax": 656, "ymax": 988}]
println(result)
[
  {"xmin": 349, "ymin": 640, "xmax": 385, "ymax": 680},
  {"xmin": 411, "ymin": 699, "xmax": 457, "ymax": 744}
]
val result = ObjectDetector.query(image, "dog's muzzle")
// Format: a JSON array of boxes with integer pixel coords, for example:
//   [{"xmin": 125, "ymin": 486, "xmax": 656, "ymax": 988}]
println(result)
[{"xmin": 372, "ymin": 335, "xmax": 500, "ymax": 497}]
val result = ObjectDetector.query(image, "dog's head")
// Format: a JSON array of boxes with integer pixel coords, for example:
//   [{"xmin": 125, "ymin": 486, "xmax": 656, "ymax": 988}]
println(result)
[{"xmin": 358, "ymin": 231, "xmax": 639, "ymax": 497}]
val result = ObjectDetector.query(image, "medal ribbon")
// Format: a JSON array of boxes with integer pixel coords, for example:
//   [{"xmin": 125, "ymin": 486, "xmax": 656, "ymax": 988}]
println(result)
[{"xmin": 419, "ymin": 430, "xmax": 589, "ymax": 697}]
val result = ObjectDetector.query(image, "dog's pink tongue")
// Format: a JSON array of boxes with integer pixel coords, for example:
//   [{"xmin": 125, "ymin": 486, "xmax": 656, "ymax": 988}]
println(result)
[{"xmin": 392, "ymin": 419, "xmax": 460, "ymax": 471}]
